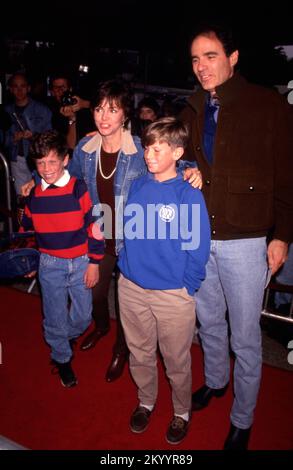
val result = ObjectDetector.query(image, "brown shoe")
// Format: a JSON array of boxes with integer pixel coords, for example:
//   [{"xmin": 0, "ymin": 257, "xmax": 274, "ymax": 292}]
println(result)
[
  {"xmin": 130, "ymin": 406, "xmax": 153, "ymax": 433},
  {"xmin": 166, "ymin": 415, "xmax": 190, "ymax": 445},
  {"xmin": 80, "ymin": 328, "xmax": 109, "ymax": 351},
  {"xmin": 105, "ymin": 352, "xmax": 128, "ymax": 382}
]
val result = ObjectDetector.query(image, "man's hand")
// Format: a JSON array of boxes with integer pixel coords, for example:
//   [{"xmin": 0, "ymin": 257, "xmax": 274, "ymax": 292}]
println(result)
[
  {"xmin": 84, "ymin": 263, "xmax": 99, "ymax": 288},
  {"xmin": 60, "ymin": 105, "xmax": 76, "ymax": 120},
  {"xmin": 71, "ymin": 96, "xmax": 90, "ymax": 112},
  {"xmin": 21, "ymin": 179, "xmax": 35, "ymax": 197},
  {"xmin": 267, "ymin": 239, "xmax": 288, "ymax": 275},
  {"xmin": 13, "ymin": 130, "xmax": 33, "ymax": 142},
  {"xmin": 183, "ymin": 167, "xmax": 202, "ymax": 189}
]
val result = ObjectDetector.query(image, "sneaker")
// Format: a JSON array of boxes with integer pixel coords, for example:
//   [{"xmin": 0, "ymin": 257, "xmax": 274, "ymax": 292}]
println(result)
[
  {"xmin": 166, "ymin": 415, "xmax": 190, "ymax": 445},
  {"xmin": 52, "ymin": 360, "xmax": 77, "ymax": 388},
  {"xmin": 130, "ymin": 406, "xmax": 153, "ymax": 433}
]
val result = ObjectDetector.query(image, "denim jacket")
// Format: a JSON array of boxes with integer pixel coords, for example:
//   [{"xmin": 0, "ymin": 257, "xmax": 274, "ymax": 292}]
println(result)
[
  {"xmin": 69, "ymin": 129, "xmax": 196, "ymax": 254},
  {"xmin": 69, "ymin": 130, "xmax": 146, "ymax": 253},
  {"xmin": 4, "ymin": 99, "xmax": 52, "ymax": 162}
]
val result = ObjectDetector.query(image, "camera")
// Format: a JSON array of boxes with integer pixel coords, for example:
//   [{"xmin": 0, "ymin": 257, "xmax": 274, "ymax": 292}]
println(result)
[{"xmin": 60, "ymin": 91, "xmax": 77, "ymax": 107}]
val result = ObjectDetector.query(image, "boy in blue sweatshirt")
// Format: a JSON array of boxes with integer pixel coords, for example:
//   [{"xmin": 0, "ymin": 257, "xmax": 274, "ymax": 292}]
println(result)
[{"xmin": 118, "ymin": 117, "xmax": 210, "ymax": 445}]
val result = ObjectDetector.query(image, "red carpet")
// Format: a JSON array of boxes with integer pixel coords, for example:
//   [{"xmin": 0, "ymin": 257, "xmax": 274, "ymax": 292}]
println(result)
[{"xmin": 0, "ymin": 286, "xmax": 292, "ymax": 450}]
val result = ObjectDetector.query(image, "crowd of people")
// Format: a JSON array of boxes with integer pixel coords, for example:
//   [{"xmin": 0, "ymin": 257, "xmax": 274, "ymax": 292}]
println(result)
[{"xmin": 0, "ymin": 23, "xmax": 292, "ymax": 450}]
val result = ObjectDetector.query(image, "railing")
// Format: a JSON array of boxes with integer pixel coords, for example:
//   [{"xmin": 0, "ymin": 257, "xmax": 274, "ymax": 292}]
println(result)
[
  {"xmin": 0, "ymin": 151, "xmax": 13, "ymax": 235},
  {"xmin": 262, "ymin": 281, "xmax": 293, "ymax": 323}
]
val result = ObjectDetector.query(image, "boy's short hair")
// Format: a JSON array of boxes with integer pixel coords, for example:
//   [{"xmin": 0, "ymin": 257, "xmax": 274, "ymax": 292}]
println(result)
[
  {"xmin": 142, "ymin": 117, "xmax": 189, "ymax": 149},
  {"xmin": 30, "ymin": 130, "xmax": 69, "ymax": 160}
]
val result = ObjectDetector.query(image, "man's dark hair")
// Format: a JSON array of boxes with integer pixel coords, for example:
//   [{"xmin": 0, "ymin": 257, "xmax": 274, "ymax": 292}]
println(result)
[
  {"xmin": 191, "ymin": 23, "xmax": 238, "ymax": 57},
  {"xmin": 7, "ymin": 72, "xmax": 30, "ymax": 87},
  {"xmin": 30, "ymin": 130, "xmax": 68, "ymax": 160},
  {"xmin": 91, "ymin": 79, "xmax": 133, "ymax": 128},
  {"xmin": 48, "ymin": 73, "xmax": 72, "ymax": 90}
]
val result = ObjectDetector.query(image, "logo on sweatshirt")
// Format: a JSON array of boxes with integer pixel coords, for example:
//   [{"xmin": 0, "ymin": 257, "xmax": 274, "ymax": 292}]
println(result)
[{"xmin": 159, "ymin": 205, "xmax": 175, "ymax": 222}]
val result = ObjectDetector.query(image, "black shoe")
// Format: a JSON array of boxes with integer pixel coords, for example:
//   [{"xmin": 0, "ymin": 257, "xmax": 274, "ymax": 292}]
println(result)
[
  {"xmin": 166, "ymin": 415, "xmax": 191, "ymax": 445},
  {"xmin": 52, "ymin": 360, "xmax": 77, "ymax": 388},
  {"xmin": 130, "ymin": 406, "xmax": 153, "ymax": 433},
  {"xmin": 80, "ymin": 328, "xmax": 109, "ymax": 351},
  {"xmin": 223, "ymin": 424, "xmax": 251, "ymax": 450},
  {"xmin": 192, "ymin": 384, "xmax": 228, "ymax": 411},
  {"xmin": 105, "ymin": 352, "xmax": 128, "ymax": 382}
]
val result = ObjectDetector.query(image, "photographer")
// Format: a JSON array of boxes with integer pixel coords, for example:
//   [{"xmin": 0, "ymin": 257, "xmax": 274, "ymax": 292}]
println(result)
[{"xmin": 48, "ymin": 73, "xmax": 95, "ymax": 150}]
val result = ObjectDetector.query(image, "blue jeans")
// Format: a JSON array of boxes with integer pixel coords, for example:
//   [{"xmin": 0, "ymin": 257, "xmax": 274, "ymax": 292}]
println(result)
[
  {"xmin": 195, "ymin": 237, "xmax": 267, "ymax": 429},
  {"xmin": 39, "ymin": 253, "xmax": 92, "ymax": 363}
]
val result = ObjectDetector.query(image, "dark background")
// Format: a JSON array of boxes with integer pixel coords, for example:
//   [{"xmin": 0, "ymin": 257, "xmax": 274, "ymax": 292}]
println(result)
[{"xmin": 1, "ymin": 1, "xmax": 293, "ymax": 92}]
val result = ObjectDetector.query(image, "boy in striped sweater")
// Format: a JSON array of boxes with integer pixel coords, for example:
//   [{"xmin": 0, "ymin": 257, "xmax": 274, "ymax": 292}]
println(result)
[{"xmin": 21, "ymin": 130, "xmax": 104, "ymax": 387}]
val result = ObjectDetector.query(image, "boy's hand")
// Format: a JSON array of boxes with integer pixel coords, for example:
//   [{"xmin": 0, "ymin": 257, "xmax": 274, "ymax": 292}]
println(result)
[
  {"xmin": 84, "ymin": 263, "xmax": 99, "ymax": 288},
  {"xmin": 24, "ymin": 270, "xmax": 37, "ymax": 278},
  {"xmin": 21, "ymin": 179, "xmax": 35, "ymax": 196},
  {"xmin": 183, "ymin": 168, "xmax": 202, "ymax": 189}
]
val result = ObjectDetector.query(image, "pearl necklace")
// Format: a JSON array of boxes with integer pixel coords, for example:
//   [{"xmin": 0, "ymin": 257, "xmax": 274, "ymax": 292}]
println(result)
[{"xmin": 98, "ymin": 150, "xmax": 117, "ymax": 180}]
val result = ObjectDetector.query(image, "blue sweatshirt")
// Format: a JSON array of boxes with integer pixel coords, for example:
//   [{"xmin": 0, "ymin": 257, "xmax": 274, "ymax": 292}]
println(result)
[{"xmin": 118, "ymin": 173, "xmax": 211, "ymax": 295}]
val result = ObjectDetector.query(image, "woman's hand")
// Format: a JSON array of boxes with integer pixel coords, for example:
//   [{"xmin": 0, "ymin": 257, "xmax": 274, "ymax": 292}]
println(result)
[{"xmin": 183, "ymin": 167, "xmax": 203, "ymax": 189}]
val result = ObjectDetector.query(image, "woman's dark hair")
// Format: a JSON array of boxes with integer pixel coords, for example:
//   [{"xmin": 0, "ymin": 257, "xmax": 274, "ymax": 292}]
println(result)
[
  {"xmin": 91, "ymin": 79, "xmax": 133, "ymax": 127},
  {"xmin": 30, "ymin": 130, "xmax": 68, "ymax": 160}
]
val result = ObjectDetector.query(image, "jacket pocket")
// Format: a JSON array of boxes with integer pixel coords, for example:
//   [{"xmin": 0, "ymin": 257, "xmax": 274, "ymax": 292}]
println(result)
[{"xmin": 226, "ymin": 175, "xmax": 274, "ymax": 230}]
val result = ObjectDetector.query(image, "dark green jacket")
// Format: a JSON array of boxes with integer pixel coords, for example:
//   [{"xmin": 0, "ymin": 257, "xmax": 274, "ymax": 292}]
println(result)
[{"xmin": 181, "ymin": 73, "xmax": 293, "ymax": 242}]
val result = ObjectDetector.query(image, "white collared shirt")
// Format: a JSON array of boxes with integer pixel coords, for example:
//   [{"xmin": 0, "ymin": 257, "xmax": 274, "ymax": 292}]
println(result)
[{"xmin": 41, "ymin": 169, "xmax": 71, "ymax": 191}]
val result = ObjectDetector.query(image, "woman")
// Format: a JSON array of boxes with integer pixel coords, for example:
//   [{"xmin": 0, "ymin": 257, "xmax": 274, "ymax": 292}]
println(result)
[{"xmin": 69, "ymin": 79, "xmax": 147, "ymax": 382}]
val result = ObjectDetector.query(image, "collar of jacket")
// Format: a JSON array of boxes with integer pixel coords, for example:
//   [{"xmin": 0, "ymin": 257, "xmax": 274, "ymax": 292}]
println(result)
[
  {"xmin": 81, "ymin": 128, "xmax": 138, "ymax": 155},
  {"xmin": 187, "ymin": 72, "xmax": 247, "ymax": 112}
]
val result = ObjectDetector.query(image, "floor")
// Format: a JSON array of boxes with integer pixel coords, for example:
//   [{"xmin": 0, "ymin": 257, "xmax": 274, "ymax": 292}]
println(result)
[{"xmin": 7, "ymin": 277, "xmax": 293, "ymax": 373}]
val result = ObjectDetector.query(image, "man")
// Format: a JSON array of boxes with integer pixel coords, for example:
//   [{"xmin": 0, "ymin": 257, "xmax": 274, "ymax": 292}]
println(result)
[
  {"xmin": 47, "ymin": 73, "xmax": 95, "ymax": 149},
  {"xmin": 5, "ymin": 73, "xmax": 52, "ymax": 197},
  {"xmin": 181, "ymin": 25, "xmax": 293, "ymax": 449}
]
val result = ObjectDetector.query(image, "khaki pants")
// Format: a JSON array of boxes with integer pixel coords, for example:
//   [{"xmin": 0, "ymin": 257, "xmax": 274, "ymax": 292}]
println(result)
[{"xmin": 118, "ymin": 274, "xmax": 196, "ymax": 415}]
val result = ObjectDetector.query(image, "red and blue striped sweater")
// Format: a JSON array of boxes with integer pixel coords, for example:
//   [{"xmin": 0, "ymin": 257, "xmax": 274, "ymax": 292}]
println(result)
[{"xmin": 21, "ymin": 176, "xmax": 104, "ymax": 263}]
